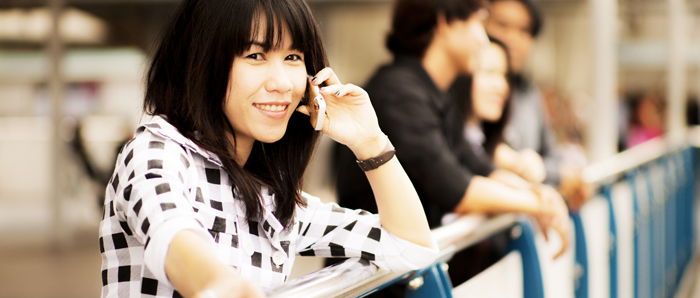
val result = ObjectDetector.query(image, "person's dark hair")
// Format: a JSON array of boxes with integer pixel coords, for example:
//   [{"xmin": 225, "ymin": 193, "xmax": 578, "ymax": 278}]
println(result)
[
  {"xmin": 454, "ymin": 36, "xmax": 512, "ymax": 155},
  {"xmin": 386, "ymin": 0, "xmax": 486, "ymax": 58},
  {"xmin": 144, "ymin": 0, "xmax": 327, "ymax": 227},
  {"xmin": 490, "ymin": 0, "xmax": 543, "ymax": 37}
]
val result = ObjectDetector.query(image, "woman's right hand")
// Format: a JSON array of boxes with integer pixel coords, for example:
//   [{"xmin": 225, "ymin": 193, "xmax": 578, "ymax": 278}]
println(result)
[
  {"xmin": 297, "ymin": 67, "xmax": 385, "ymax": 160},
  {"xmin": 533, "ymin": 185, "xmax": 571, "ymax": 260},
  {"xmin": 166, "ymin": 230, "xmax": 265, "ymax": 298}
]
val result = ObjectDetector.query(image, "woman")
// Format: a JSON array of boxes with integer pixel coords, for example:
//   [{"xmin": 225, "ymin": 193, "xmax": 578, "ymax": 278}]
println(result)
[
  {"xmin": 456, "ymin": 38, "xmax": 568, "ymax": 239},
  {"xmin": 98, "ymin": 1, "xmax": 437, "ymax": 297},
  {"xmin": 440, "ymin": 38, "xmax": 569, "ymax": 285},
  {"xmin": 460, "ymin": 37, "xmax": 545, "ymax": 184}
]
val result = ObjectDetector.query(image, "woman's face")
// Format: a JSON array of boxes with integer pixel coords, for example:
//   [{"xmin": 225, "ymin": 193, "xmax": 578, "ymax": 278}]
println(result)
[
  {"xmin": 471, "ymin": 43, "xmax": 509, "ymax": 122},
  {"xmin": 224, "ymin": 27, "xmax": 307, "ymax": 144}
]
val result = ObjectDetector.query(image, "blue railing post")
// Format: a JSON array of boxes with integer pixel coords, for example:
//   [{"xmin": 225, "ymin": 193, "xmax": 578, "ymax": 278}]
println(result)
[
  {"xmin": 508, "ymin": 220, "xmax": 545, "ymax": 298},
  {"xmin": 600, "ymin": 185, "xmax": 618, "ymax": 298},
  {"xmin": 571, "ymin": 213, "xmax": 589, "ymax": 298},
  {"xmin": 404, "ymin": 263, "xmax": 453, "ymax": 298},
  {"xmin": 666, "ymin": 154, "xmax": 679, "ymax": 295},
  {"xmin": 625, "ymin": 172, "xmax": 642, "ymax": 298},
  {"xmin": 642, "ymin": 167, "xmax": 661, "ymax": 298}
]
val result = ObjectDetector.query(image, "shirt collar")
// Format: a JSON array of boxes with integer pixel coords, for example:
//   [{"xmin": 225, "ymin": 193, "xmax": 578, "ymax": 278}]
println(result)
[
  {"xmin": 140, "ymin": 117, "xmax": 287, "ymax": 237},
  {"xmin": 137, "ymin": 115, "xmax": 223, "ymax": 167}
]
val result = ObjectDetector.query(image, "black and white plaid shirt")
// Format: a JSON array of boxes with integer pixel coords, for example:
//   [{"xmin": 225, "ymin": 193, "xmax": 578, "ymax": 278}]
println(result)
[{"xmin": 99, "ymin": 116, "xmax": 438, "ymax": 297}]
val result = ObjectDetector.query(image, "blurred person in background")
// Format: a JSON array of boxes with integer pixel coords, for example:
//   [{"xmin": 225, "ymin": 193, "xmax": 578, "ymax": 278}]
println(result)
[
  {"xmin": 486, "ymin": 0, "xmax": 590, "ymax": 210},
  {"xmin": 446, "ymin": 37, "xmax": 570, "ymax": 283},
  {"xmin": 455, "ymin": 37, "xmax": 549, "ymax": 192},
  {"xmin": 99, "ymin": 0, "xmax": 439, "ymax": 297},
  {"xmin": 626, "ymin": 91, "xmax": 665, "ymax": 148},
  {"xmin": 333, "ymin": 0, "xmax": 570, "ymax": 264}
]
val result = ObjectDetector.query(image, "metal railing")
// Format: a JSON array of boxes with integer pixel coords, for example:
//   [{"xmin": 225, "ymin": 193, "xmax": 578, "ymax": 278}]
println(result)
[
  {"xmin": 270, "ymin": 214, "xmax": 520, "ymax": 297},
  {"xmin": 270, "ymin": 128, "xmax": 700, "ymax": 298}
]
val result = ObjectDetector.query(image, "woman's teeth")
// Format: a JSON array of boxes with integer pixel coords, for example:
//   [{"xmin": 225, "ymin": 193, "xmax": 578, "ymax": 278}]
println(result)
[{"xmin": 255, "ymin": 104, "xmax": 287, "ymax": 112}]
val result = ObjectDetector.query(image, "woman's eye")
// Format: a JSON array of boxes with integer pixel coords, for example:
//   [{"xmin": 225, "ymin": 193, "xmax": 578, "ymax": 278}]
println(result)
[
  {"xmin": 246, "ymin": 53, "xmax": 264, "ymax": 60},
  {"xmin": 286, "ymin": 54, "xmax": 303, "ymax": 61}
]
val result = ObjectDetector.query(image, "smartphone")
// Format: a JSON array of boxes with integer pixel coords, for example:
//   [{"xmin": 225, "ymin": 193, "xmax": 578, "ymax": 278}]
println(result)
[{"xmin": 307, "ymin": 77, "xmax": 327, "ymax": 131}]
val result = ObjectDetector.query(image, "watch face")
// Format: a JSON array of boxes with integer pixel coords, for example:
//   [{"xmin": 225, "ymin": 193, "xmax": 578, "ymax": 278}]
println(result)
[{"xmin": 308, "ymin": 81, "xmax": 326, "ymax": 131}]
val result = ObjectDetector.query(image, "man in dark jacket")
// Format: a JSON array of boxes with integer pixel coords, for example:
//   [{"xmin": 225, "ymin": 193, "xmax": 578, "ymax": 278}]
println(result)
[
  {"xmin": 332, "ymin": 0, "xmax": 571, "ymax": 290},
  {"xmin": 334, "ymin": 0, "xmax": 490, "ymax": 227}
]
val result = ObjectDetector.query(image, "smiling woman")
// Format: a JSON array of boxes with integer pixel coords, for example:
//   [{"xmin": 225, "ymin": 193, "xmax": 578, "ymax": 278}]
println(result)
[
  {"xmin": 143, "ymin": 0, "xmax": 326, "ymax": 225},
  {"xmin": 99, "ymin": 0, "xmax": 437, "ymax": 297}
]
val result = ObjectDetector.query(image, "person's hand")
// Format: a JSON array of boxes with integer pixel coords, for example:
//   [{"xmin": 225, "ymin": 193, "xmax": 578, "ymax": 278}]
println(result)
[
  {"xmin": 193, "ymin": 271, "xmax": 265, "ymax": 298},
  {"xmin": 513, "ymin": 149, "xmax": 546, "ymax": 183},
  {"xmin": 559, "ymin": 167, "xmax": 592, "ymax": 211},
  {"xmin": 532, "ymin": 185, "xmax": 571, "ymax": 260},
  {"xmin": 296, "ymin": 67, "xmax": 385, "ymax": 159}
]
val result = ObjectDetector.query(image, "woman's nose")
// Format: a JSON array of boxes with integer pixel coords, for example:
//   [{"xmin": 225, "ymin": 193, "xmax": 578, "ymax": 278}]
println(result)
[{"xmin": 265, "ymin": 62, "xmax": 294, "ymax": 93}]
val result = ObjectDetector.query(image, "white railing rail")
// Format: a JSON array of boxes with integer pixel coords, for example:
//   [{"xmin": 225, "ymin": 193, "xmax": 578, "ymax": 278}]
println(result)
[
  {"xmin": 271, "ymin": 126, "xmax": 700, "ymax": 298},
  {"xmin": 269, "ymin": 214, "xmax": 519, "ymax": 297}
]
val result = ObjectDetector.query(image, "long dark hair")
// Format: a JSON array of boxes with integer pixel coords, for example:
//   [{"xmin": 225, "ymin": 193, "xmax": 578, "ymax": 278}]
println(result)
[
  {"xmin": 144, "ymin": 0, "xmax": 327, "ymax": 227},
  {"xmin": 386, "ymin": 0, "xmax": 485, "ymax": 58},
  {"xmin": 453, "ymin": 36, "xmax": 512, "ymax": 155}
]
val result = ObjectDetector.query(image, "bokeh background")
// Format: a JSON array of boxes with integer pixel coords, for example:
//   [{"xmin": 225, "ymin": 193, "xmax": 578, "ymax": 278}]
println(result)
[{"xmin": 1, "ymin": 0, "xmax": 699, "ymax": 297}]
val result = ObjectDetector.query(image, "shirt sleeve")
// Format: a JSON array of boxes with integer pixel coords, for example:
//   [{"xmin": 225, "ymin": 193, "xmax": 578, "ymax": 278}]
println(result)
[
  {"xmin": 373, "ymin": 83, "xmax": 472, "ymax": 213},
  {"xmin": 294, "ymin": 193, "xmax": 439, "ymax": 272},
  {"xmin": 111, "ymin": 131, "xmax": 213, "ymax": 285}
]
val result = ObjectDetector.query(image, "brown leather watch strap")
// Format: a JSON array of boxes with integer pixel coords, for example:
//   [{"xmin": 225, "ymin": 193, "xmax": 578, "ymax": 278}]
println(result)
[{"xmin": 355, "ymin": 138, "xmax": 396, "ymax": 172}]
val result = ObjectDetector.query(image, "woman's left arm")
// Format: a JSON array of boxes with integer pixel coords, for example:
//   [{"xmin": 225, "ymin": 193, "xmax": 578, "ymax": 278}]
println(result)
[
  {"xmin": 353, "ymin": 134, "xmax": 435, "ymax": 249},
  {"xmin": 297, "ymin": 68, "xmax": 434, "ymax": 249}
]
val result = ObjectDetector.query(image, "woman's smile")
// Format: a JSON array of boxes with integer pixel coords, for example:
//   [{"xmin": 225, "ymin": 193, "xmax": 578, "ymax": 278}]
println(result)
[{"xmin": 253, "ymin": 102, "xmax": 291, "ymax": 119}]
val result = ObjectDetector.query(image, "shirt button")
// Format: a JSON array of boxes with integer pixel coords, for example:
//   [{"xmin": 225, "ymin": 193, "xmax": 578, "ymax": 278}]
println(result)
[{"xmin": 272, "ymin": 251, "xmax": 286, "ymax": 266}]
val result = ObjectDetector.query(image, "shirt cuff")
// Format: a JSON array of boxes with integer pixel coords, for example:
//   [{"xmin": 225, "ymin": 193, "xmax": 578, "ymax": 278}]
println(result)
[
  {"xmin": 376, "ymin": 231, "xmax": 440, "ymax": 272},
  {"xmin": 143, "ymin": 217, "xmax": 213, "ymax": 287}
]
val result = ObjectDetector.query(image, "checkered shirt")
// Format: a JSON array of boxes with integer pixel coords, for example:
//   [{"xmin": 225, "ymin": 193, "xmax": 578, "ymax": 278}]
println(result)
[{"xmin": 99, "ymin": 116, "xmax": 438, "ymax": 297}]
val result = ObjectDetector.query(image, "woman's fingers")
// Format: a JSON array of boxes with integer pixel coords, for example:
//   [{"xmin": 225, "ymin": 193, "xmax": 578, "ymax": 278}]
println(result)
[
  {"xmin": 321, "ymin": 83, "xmax": 366, "ymax": 98},
  {"xmin": 317, "ymin": 83, "xmax": 367, "ymax": 103},
  {"xmin": 535, "ymin": 186, "xmax": 570, "ymax": 259},
  {"xmin": 552, "ymin": 220, "xmax": 570, "ymax": 260},
  {"xmin": 311, "ymin": 67, "xmax": 341, "ymax": 86},
  {"xmin": 537, "ymin": 217, "xmax": 550, "ymax": 242},
  {"xmin": 319, "ymin": 84, "xmax": 343, "ymax": 97}
]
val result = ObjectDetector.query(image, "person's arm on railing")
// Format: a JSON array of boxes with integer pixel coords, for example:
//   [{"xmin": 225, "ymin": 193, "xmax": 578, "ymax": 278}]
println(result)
[
  {"xmin": 454, "ymin": 176, "xmax": 540, "ymax": 214},
  {"xmin": 166, "ymin": 230, "xmax": 265, "ymax": 298},
  {"xmin": 350, "ymin": 134, "xmax": 435, "ymax": 249},
  {"xmin": 453, "ymin": 175, "xmax": 570, "ymax": 259},
  {"xmin": 494, "ymin": 143, "xmax": 547, "ymax": 183}
]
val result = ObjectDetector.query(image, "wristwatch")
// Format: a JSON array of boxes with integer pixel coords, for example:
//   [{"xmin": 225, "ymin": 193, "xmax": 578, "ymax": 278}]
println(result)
[{"xmin": 356, "ymin": 137, "xmax": 396, "ymax": 172}]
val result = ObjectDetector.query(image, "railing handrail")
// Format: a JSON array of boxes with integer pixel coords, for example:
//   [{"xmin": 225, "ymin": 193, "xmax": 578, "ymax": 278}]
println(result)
[
  {"xmin": 583, "ymin": 126, "xmax": 700, "ymax": 185},
  {"xmin": 272, "ymin": 127, "xmax": 700, "ymax": 297},
  {"xmin": 269, "ymin": 214, "xmax": 520, "ymax": 297}
]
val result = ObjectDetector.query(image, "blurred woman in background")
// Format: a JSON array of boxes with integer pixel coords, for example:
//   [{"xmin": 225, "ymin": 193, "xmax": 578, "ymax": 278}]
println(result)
[
  {"xmin": 445, "ymin": 38, "xmax": 570, "ymax": 283},
  {"xmin": 456, "ymin": 37, "xmax": 545, "ymax": 186}
]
